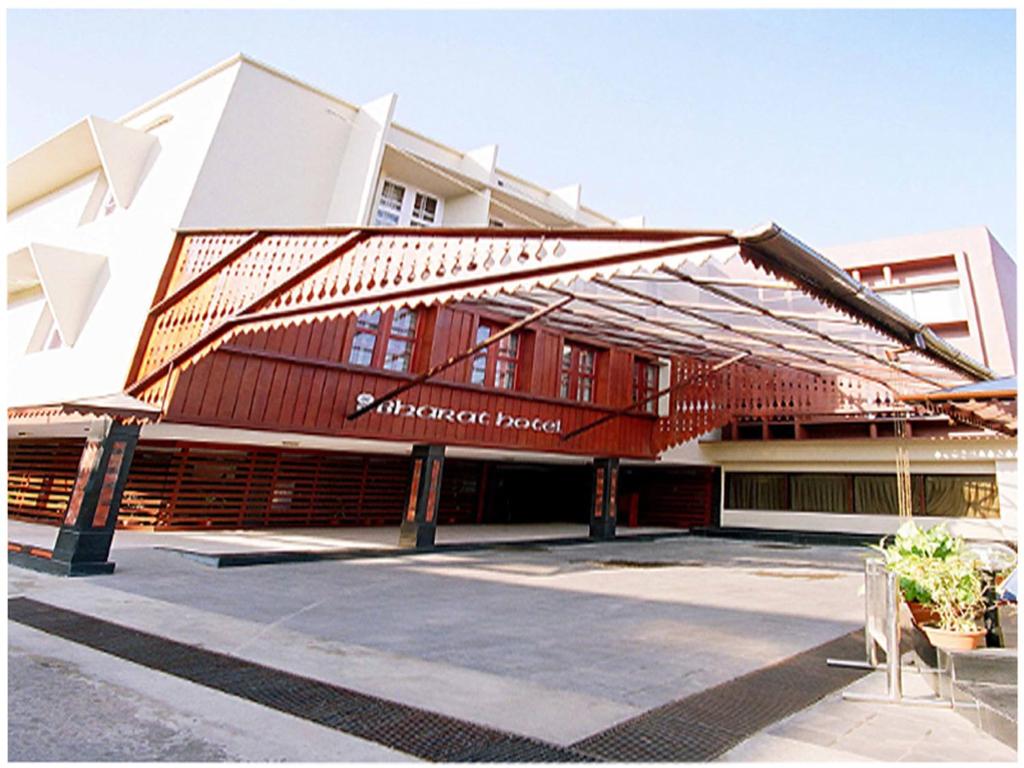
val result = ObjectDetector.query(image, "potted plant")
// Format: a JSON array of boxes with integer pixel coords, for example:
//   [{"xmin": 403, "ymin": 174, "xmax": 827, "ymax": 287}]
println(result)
[
  {"xmin": 910, "ymin": 553, "xmax": 990, "ymax": 651},
  {"xmin": 872, "ymin": 521, "xmax": 961, "ymax": 627}
]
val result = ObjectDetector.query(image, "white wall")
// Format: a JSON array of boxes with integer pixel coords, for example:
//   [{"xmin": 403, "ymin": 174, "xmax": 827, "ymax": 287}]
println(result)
[
  {"xmin": 7, "ymin": 171, "xmax": 103, "ymax": 250},
  {"xmin": 6, "ymin": 290, "xmax": 46, "ymax": 358},
  {"xmin": 6, "ymin": 63, "xmax": 239, "ymax": 407},
  {"xmin": 181, "ymin": 61, "xmax": 356, "ymax": 229}
]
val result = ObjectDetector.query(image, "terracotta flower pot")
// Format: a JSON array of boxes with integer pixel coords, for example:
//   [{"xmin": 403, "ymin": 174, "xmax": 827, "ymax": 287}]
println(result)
[
  {"xmin": 906, "ymin": 601, "xmax": 941, "ymax": 628},
  {"xmin": 922, "ymin": 625, "xmax": 987, "ymax": 652}
]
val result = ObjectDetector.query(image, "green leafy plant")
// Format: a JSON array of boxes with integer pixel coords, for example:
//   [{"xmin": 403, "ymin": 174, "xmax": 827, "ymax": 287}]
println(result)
[
  {"xmin": 870, "ymin": 521, "xmax": 963, "ymax": 605},
  {"xmin": 898, "ymin": 553, "xmax": 988, "ymax": 632}
]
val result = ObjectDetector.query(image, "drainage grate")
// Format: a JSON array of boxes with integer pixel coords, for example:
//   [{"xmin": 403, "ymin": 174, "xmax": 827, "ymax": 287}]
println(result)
[
  {"xmin": 8, "ymin": 598, "xmax": 591, "ymax": 763},
  {"xmin": 571, "ymin": 630, "xmax": 871, "ymax": 762},
  {"xmin": 10, "ymin": 597, "xmax": 871, "ymax": 763}
]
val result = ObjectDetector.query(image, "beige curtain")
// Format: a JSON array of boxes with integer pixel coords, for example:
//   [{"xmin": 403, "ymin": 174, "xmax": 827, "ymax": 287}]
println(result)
[
  {"xmin": 790, "ymin": 474, "xmax": 849, "ymax": 513},
  {"xmin": 854, "ymin": 475, "xmax": 901, "ymax": 516},
  {"xmin": 925, "ymin": 476, "xmax": 1000, "ymax": 519},
  {"xmin": 727, "ymin": 474, "xmax": 787, "ymax": 510}
]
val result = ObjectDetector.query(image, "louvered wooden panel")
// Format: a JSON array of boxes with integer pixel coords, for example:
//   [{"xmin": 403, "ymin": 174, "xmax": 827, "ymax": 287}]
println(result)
[
  {"xmin": 7, "ymin": 439, "xmax": 85, "ymax": 526},
  {"xmin": 623, "ymin": 466, "xmax": 716, "ymax": 529},
  {"xmin": 437, "ymin": 459, "xmax": 484, "ymax": 525},
  {"xmin": 120, "ymin": 442, "xmax": 412, "ymax": 530}
]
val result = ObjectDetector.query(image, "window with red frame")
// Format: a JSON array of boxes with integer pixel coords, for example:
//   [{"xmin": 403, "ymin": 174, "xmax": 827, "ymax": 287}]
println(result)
[
  {"xmin": 347, "ymin": 308, "xmax": 418, "ymax": 372},
  {"xmin": 470, "ymin": 321, "xmax": 520, "ymax": 390},
  {"xmin": 633, "ymin": 358, "xmax": 660, "ymax": 414},
  {"xmin": 560, "ymin": 342, "xmax": 597, "ymax": 403}
]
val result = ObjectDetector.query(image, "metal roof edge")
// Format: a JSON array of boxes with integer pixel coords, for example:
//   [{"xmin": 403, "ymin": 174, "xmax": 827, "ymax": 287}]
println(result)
[{"xmin": 734, "ymin": 223, "xmax": 997, "ymax": 383}]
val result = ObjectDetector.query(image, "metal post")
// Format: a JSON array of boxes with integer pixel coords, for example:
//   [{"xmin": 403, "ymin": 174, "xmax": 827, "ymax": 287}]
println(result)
[
  {"xmin": 836, "ymin": 560, "xmax": 948, "ymax": 707},
  {"xmin": 885, "ymin": 568, "xmax": 903, "ymax": 700}
]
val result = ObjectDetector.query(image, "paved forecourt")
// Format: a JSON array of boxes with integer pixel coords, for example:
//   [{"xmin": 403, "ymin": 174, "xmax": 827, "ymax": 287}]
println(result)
[{"xmin": 7, "ymin": 532, "xmax": 1013, "ymax": 761}]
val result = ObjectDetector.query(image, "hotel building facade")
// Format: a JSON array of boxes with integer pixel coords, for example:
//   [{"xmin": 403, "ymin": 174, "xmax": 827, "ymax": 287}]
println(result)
[{"xmin": 6, "ymin": 55, "xmax": 1016, "ymax": 572}]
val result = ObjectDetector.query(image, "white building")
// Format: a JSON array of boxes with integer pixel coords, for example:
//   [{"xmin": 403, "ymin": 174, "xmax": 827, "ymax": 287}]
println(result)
[{"xmin": 7, "ymin": 54, "xmax": 1016, "ymax": 548}]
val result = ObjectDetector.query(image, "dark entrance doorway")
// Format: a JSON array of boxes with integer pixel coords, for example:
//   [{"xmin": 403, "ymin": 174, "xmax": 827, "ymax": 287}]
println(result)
[
  {"xmin": 485, "ymin": 463, "xmax": 591, "ymax": 525},
  {"xmin": 436, "ymin": 459, "xmax": 591, "ymax": 526}
]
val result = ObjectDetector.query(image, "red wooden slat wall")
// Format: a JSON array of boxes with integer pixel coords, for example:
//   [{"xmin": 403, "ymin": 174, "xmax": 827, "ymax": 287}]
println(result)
[
  {"xmin": 8, "ymin": 440, "xmax": 412, "ymax": 531},
  {"xmin": 119, "ymin": 443, "xmax": 412, "ymax": 530},
  {"xmin": 162, "ymin": 309, "xmax": 661, "ymax": 459},
  {"xmin": 7, "ymin": 439, "xmax": 85, "ymax": 525},
  {"xmin": 622, "ymin": 466, "xmax": 717, "ymax": 529}
]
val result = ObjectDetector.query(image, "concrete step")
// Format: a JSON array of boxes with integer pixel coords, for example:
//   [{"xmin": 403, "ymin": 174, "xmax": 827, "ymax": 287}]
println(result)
[{"xmin": 949, "ymin": 648, "xmax": 1017, "ymax": 750}]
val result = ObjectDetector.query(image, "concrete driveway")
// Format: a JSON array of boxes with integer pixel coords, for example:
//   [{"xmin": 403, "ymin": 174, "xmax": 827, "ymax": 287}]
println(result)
[{"xmin": 9, "ymin": 529, "xmax": 1013, "ymax": 761}]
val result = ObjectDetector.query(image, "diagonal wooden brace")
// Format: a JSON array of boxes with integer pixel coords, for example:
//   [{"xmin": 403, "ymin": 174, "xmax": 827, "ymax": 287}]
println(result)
[{"xmin": 347, "ymin": 295, "xmax": 573, "ymax": 421}]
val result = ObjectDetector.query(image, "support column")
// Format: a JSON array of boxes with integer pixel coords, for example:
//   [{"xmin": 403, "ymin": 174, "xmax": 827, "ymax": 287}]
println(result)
[
  {"xmin": 399, "ymin": 445, "xmax": 446, "ymax": 550},
  {"xmin": 50, "ymin": 418, "xmax": 141, "ymax": 575},
  {"xmin": 590, "ymin": 457, "xmax": 620, "ymax": 540}
]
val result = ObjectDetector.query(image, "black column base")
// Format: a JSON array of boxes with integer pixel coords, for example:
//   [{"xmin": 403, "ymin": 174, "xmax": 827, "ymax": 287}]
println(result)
[
  {"xmin": 398, "ymin": 521, "xmax": 437, "ymax": 550},
  {"xmin": 52, "ymin": 530, "xmax": 115, "ymax": 565},
  {"xmin": 8, "ymin": 550, "xmax": 116, "ymax": 577}
]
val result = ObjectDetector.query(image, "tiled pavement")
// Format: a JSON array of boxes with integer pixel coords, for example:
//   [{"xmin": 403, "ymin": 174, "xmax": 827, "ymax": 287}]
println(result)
[
  {"xmin": 8, "ymin": 523, "xmax": 1018, "ymax": 762},
  {"xmin": 720, "ymin": 666, "xmax": 1017, "ymax": 762}
]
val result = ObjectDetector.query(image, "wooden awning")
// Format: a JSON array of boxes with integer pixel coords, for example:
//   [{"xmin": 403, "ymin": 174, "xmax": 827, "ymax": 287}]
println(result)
[
  {"xmin": 126, "ymin": 224, "xmax": 995, "ymax": 430},
  {"xmin": 8, "ymin": 392, "xmax": 162, "ymax": 426},
  {"xmin": 900, "ymin": 377, "xmax": 1017, "ymax": 436}
]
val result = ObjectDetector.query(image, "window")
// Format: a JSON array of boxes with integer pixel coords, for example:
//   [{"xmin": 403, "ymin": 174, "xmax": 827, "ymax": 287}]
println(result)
[
  {"xmin": 725, "ymin": 472, "xmax": 1000, "ymax": 519},
  {"xmin": 633, "ymin": 359, "xmax": 660, "ymax": 413},
  {"xmin": 726, "ymin": 473, "xmax": 789, "ymax": 511},
  {"xmin": 383, "ymin": 308, "xmax": 418, "ymax": 372},
  {"xmin": 470, "ymin": 321, "xmax": 520, "ymax": 390},
  {"xmin": 925, "ymin": 475, "xmax": 1000, "ymax": 519},
  {"xmin": 347, "ymin": 308, "xmax": 418, "ymax": 372},
  {"xmin": 560, "ymin": 342, "xmax": 597, "ymax": 403},
  {"xmin": 374, "ymin": 181, "xmax": 404, "ymax": 226},
  {"xmin": 349, "ymin": 309, "xmax": 383, "ymax": 366},
  {"xmin": 372, "ymin": 179, "xmax": 443, "ymax": 227},
  {"xmin": 881, "ymin": 285, "xmax": 965, "ymax": 324},
  {"xmin": 410, "ymin": 193, "xmax": 438, "ymax": 227}
]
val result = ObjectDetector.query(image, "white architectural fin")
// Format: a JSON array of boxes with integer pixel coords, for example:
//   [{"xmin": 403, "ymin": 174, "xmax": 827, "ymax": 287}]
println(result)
[
  {"xmin": 8, "ymin": 115, "xmax": 157, "ymax": 213},
  {"xmin": 28, "ymin": 244, "xmax": 109, "ymax": 346},
  {"xmin": 616, "ymin": 215, "xmax": 646, "ymax": 228},
  {"xmin": 326, "ymin": 93, "xmax": 397, "ymax": 224},
  {"xmin": 462, "ymin": 144, "xmax": 498, "ymax": 180},
  {"xmin": 87, "ymin": 116, "xmax": 159, "ymax": 209},
  {"xmin": 552, "ymin": 184, "xmax": 582, "ymax": 211}
]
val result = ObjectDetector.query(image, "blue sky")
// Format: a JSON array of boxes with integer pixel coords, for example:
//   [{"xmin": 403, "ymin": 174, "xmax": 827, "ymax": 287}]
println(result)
[{"xmin": 6, "ymin": 9, "xmax": 1017, "ymax": 252}]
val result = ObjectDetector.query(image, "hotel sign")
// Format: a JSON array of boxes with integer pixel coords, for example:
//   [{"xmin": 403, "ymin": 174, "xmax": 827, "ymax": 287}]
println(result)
[{"xmin": 355, "ymin": 392, "xmax": 562, "ymax": 434}]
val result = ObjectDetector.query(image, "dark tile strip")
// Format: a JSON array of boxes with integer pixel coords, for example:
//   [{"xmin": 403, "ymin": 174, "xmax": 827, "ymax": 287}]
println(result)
[
  {"xmin": 690, "ymin": 526, "xmax": 878, "ymax": 547},
  {"xmin": 10, "ymin": 596, "xmax": 871, "ymax": 763},
  {"xmin": 8, "ymin": 597, "xmax": 592, "ymax": 763},
  {"xmin": 570, "ymin": 629, "xmax": 872, "ymax": 762},
  {"xmin": 156, "ymin": 530, "xmax": 693, "ymax": 569}
]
